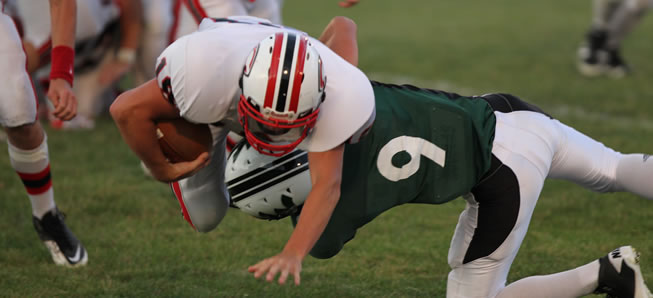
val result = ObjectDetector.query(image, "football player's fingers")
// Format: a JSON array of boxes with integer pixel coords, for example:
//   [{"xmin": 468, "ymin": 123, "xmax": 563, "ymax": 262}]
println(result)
[
  {"xmin": 293, "ymin": 269, "xmax": 301, "ymax": 286},
  {"xmin": 278, "ymin": 269, "xmax": 289, "ymax": 285},
  {"xmin": 251, "ymin": 260, "xmax": 272, "ymax": 279},
  {"xmin": 178, "ymin": 152, "xmax": 211, "ymax": 179},
  {"xmin": 266, "ymin": 263, "xmax": 281, "ymax": 282},
  {"xmin": 56, "ymin": 92, "xmax": 76, "ymax": 120},
  {"xmin": 47, "ymin": 92, "xmax": 61, "ymax": 113}
]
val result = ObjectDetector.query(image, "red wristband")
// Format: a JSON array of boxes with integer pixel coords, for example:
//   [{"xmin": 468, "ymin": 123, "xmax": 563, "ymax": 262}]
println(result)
[{"xmin": 49, "ymin": 46, "xmax": 75, "ymax": 86}]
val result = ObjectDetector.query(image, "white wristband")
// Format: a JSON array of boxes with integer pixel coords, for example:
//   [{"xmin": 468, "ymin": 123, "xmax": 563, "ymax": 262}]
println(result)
[{"xmin": 116, "ymin": 47, "xmax": 137, "ymax": 64}]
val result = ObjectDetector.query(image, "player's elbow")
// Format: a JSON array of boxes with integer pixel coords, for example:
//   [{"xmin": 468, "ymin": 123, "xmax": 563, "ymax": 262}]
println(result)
[{"xmin": 110, "ymin": 91, "xmax": 136, "ymax": 124}]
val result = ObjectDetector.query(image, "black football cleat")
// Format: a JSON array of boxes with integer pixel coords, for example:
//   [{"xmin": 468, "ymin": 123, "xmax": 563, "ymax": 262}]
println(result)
[
  {"xmin": 595, "ymin": 246, "xmax": 652, "ymax": 298},
  {"xmin": 33, "ymin": 208, "xmax": 88, "ymax": 267}
]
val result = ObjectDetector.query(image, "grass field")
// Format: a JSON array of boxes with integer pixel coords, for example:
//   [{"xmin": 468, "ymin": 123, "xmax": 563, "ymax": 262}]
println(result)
[{"xmin": 1, "ymin": 0, "xmax": 653, "ymax": 297}]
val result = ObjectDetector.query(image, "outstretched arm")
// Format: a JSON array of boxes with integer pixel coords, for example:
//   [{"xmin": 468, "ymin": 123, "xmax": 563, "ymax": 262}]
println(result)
[
  {"xmin": 248, "ymin": 16, "xmax": 362, "ymax": 286},
  {"xmin": 47, "ymin": 0, "xmax": 77, "ymax": 121},
  {"xmin": 110, "ymin": 80, "xmax": 210, "ymax": 182},
  {"xmin": 248, "ymin": 145, "xmax": 345, "ymax": 285}
]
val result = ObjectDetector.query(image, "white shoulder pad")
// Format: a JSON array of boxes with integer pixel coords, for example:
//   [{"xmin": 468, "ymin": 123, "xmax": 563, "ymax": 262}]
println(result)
[{"xmin": 297, "ymin": 38, "xmax": 376, "ymax": 152}]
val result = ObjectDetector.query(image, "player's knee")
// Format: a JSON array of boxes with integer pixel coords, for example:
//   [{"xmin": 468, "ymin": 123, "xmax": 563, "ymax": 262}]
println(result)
[
  {"xmin": 309, "ymin": 242, "xmax": 343, "ymax": 259},
  {"xmin": 187, "ymin": 205, "xmax": 228, "ymax": 233},
  {"xmin": 5, "ymin": 122, "xmax": 44, "ymax": 148},
  {"xmin": 328, "ymin": 16, "xmax": 357, "ymax": 35}
]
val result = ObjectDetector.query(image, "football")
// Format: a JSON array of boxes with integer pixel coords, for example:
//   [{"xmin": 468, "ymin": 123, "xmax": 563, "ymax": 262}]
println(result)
[{"xmin": 156, "ymin": 118, "xmax": 213, "ymax": 163}]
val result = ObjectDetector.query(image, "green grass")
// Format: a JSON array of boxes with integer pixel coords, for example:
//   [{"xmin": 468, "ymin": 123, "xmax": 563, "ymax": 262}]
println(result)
[{"xmin": 2, "ymin": 0, "xmax": 653, "ymax": 296}]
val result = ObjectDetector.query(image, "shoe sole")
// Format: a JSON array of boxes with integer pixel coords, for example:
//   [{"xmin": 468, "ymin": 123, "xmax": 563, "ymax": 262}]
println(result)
[
  {"xmin": 43, "ymin": 240, "xmax": 88, "ymax": 268},
  {"xmin": 577, "ymin": 62, "xmax": 605, "ymax": 77},
  {"xmin": 622, "ymin": 246, "xmax": 653, "ymax": 298}
]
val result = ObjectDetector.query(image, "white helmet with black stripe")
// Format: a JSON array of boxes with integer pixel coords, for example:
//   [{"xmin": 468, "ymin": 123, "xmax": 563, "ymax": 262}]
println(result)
[
  {"xmin": 238, "ymin": 31, "xmax": 326, "ymax": 157},
  {"xmin": 225, "ymin": 140, "xmax": 311, "ymax": 220}
]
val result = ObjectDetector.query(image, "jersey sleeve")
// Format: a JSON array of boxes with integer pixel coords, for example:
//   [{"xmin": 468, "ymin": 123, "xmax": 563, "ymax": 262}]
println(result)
[{"xmin": 154, "ymin": 37, "xmax": 189, "ymax": 116}]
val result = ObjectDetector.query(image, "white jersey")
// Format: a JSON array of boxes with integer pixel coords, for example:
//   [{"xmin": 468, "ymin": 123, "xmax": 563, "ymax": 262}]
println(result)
[{"xmin": 156, "ymin": 16, "xmax": 375, "ymax": 152}]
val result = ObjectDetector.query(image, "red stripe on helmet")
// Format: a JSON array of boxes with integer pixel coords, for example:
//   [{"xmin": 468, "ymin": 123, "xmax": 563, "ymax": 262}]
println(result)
[
  {"xmin": 263, "ymin": 33, "xmax": 284, "ymax": 109},
  {"xmin": 288, "ymin": 36, "xmax": 308, "ymax": 113},
  {"xmin": 171, "ymin": 181, "xmax": 196, "ymax": 230}
]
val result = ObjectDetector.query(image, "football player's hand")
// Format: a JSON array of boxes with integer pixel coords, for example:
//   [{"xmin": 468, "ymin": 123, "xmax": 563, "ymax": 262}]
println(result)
[
  {"xmin": 47, "ymin": 78, "xmax": 77, "ymax": 121},
  {"xmin": 98, "ymin": 61, "xmax": 132, "ymax": 86},
  {"xmin": 338, "ymin": 0, "xmax": 359, "ymax": 8},
  {"xmin": 150, "ymin": 152, "xmax": 210, "ymax": 183},
  {"xmin": 248, "ymin": 251, "xmax": 302, "ymax": 286}
]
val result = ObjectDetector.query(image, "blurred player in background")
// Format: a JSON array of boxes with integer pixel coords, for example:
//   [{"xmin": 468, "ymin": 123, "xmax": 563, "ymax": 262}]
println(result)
[
  {"xmin": 132, "ymin": 0, "xmax": 175, "ymax": 86},
  {"xmin": 15, "ymin": 0, "xmax": 143, "ymax": 130},
  {"xmin": 170, "ymin": 0, "xmax": 284, "ymax": 42},
  {"xmin": 1, "ymin": 0, "xmax": 87, "ymax": 266},
  {"xmin": 578, "ymin": 0, "xmax": 651, "ymax": 78}
]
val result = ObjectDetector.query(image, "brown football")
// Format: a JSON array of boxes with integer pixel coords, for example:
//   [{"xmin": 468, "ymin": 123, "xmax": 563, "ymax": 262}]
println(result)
[{"xmin": 156, "ymin": 118, "xmax": 212, "ymax": 163}]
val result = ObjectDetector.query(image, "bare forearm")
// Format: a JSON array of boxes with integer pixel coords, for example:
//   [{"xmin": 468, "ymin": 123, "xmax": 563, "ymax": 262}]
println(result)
[
  {"xmin": 49, "ymin": 0, "xmax": 76, "ymax": 47},
  {"xmin": 282, "ymin": 147, "xmax": 345, "ymax": 258},
  {"xmin": 117, "ymin": 0, "xmax": 143, "ymax": 51},
  {"xmin": 282, "ymin": 184, "xmax": 341, "ymax": 258}
]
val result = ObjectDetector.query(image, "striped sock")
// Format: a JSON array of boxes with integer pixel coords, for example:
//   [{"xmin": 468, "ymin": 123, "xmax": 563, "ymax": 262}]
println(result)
[{"xmin": 8, "ymin": 135, "xmax": 56, "ymax": 219}]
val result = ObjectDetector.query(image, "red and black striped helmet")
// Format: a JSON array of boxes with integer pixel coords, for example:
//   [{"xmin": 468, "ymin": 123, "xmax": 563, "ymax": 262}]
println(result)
[{"xmin": 238, "ymin": 32, "xmax": 326, "ymax": 157}]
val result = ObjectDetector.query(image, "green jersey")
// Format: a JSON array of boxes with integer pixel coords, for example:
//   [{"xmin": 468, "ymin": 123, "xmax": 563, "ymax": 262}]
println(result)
[{"xmin": 299, "ymin": 81, "xmax": 496, "ymax": 259}]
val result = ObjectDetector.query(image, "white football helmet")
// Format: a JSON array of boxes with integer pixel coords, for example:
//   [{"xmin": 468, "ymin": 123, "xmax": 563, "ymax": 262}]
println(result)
[
  {"xmin": 225, "ymin": 140, "xmax": 311, "ymax": 220},
  {"xmin": 238, "ymin": 32, "xmax": 326, "ymax": 157}
]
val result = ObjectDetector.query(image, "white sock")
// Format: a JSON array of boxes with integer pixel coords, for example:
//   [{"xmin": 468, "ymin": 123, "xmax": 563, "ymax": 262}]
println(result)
[
  {"xmin": 8, "ymin": 135, "xmax": 56, "ymax": 219},
  {"xmin": 615, "ymin": 154, "xmax": 653, "ymax": 199},
  {"xmin": 496, "ymin": 261, "xmax": 600, "ymax": 298}
]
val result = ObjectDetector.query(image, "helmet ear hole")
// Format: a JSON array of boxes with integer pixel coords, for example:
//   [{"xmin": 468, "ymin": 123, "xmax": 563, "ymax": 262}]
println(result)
[{"xmin": 238, "ymin": 75, "xmax": 243, "ymax": 90}]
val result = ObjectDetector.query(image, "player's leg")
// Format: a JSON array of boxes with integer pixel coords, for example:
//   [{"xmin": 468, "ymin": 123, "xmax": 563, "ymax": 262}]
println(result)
[
  {"xmin": 578, "ymin": 0, "xmax": 623, "ymax": 76},
  {"xmin": 447, "ymin": 117, "xmax": 550, "ymax": 297},
  {"xmin": 133, "ymin": 0, "xmax": 174, "ymax": 85},
  {"xmin": 0, "ymin": 13, "xmax": 87, "ymax": 267},
  {"xmin": 547, "ymin": 117, "xmax": 653, "ymax": 199},
  {"xmin": 246, "ymin": 0, "xmax": 283, "ymax": 24},
  {"xmin": 169, "ymin": 127, "xmax": 231, "ymax": 232},
  {"xmin": 498, "ymin": 245, "xmax": 653, "ymax": 298},
  {"xmin": 601, "ymin": 0, "xmax": 651, "ymax": 77},
  {"xmin": 172, "ymin": 0, "xmax": 248, "ymax": 42},
  {"xmin": 485, "ymin": 111, "xmax": 651, "ymax": 297}
]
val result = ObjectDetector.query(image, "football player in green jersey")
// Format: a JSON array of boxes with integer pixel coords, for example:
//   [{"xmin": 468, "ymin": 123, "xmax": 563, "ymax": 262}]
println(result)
[{"xmin": 235, "ymin": 18, "xmax": 653, "ymax": 298}]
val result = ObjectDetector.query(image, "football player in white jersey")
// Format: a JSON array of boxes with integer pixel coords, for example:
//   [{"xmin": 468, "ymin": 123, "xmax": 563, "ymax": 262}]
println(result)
[
  {"xmin": 1, "ymin": 0, "xmax": 87, "ymax": 266},
  {"xmin": 111, "ymin": 16, "xmax": 653, "ymax": 297},
  {"xmin": 577, "ymin": 0, "xmax": 652, "ymax": 78},
  {"xmin": 15, "ymin": 0, "xmax": 143, "ymax": 130}
]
